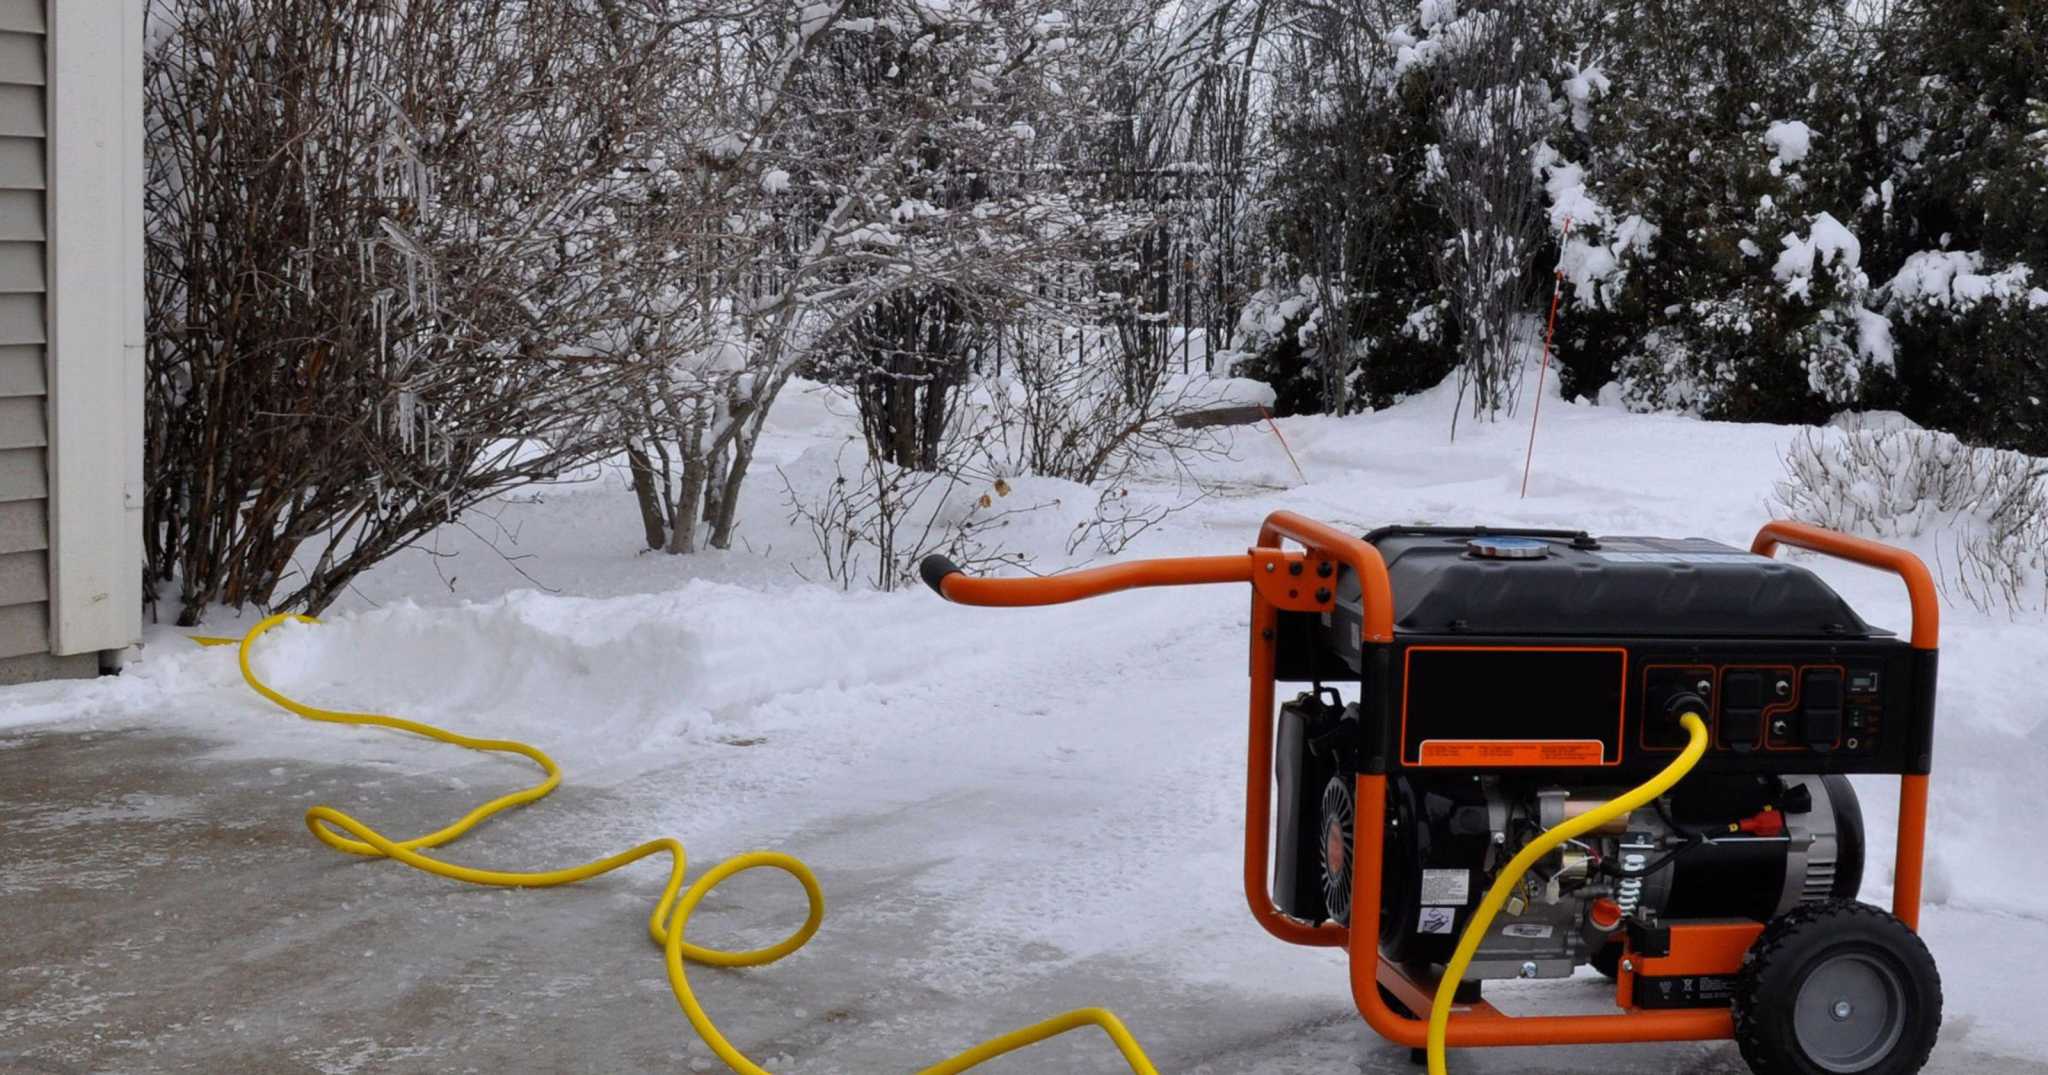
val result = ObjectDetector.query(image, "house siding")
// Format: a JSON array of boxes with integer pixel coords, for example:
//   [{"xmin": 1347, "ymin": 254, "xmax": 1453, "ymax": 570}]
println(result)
[{"xmin": 0, "ymin": 0, "xmax": 48, "ymax": 661}]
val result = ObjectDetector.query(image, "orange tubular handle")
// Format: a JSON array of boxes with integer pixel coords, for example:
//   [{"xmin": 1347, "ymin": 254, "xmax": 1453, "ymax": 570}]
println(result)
[
  {"xmin": 1238, "ymin": 511, "xmax": 1396, "ymax": 950},
  {"xmin": 920, "ymin": 553, "xmax": 1253, "ymax": 606},
  {"xmin": 1748, "ymin": 520, "xmax": 1938, "ymax": 651},
  {"xmin": 1256, "ymin": 511, "xmax": 1394, "ymax": 642},
  {"xmin": 1751, "ymin": 520, "xmax": 1936, "ymax": 932}
]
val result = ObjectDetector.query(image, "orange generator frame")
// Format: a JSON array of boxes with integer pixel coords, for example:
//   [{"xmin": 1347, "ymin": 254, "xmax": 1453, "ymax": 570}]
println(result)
[{"xmin": 921, "ymin": 511, "xmax": 1937, "ymax": 1057}]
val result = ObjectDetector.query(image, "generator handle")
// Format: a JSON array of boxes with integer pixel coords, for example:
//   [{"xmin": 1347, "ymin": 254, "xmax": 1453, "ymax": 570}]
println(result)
[
  {"xmin": 1256, "ymin": 510, "xmax": 1395, "ymax": 642},
  {"xmin": 1748, "ymin": 520, "xmax": 1938, "ymax": 650},
  {"xmin": 918, "ymin": 552, "xmax": 1253, "ymax": 606}
]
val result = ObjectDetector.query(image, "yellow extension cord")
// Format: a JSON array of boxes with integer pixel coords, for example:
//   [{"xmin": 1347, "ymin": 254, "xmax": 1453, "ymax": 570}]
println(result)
[
  {"xmin": 1423, "ymin": 711, "xmax": 1710, "ymax": 1075},
  {"xmin": 200, "ymin": 614, "xmax": 1707, "ymax": 1075},
  {"xmin": 204, "ymin": 613, "xmax": 1159, "ymax": 1075}
]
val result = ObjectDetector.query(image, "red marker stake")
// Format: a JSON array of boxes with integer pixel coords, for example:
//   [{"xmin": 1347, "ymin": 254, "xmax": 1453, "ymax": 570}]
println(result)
[
  {"xmin": 1260, "ymin": 404, "xmax": 1307, "ymax": 485},
  {"xmin": 1520, "ymin": 218, "xmax": 1574, "ymax": 500}
]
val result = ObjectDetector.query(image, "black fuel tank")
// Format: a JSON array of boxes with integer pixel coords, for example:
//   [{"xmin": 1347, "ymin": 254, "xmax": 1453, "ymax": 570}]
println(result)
[{"xmin": 1337, "ymin": 527, "xmax": 1878, "ymax": 641}]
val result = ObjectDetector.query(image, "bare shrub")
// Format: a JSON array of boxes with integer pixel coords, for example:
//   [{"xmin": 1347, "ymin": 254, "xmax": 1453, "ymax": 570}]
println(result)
[
  {"xmin": 1774, "ymin": 426, "xmax": 2048, "ymax": 610},
  {"xmin": 779, "ymin": 318, "xmax": 1230, "ymax": 591},
  {"xmin": 777, "ymin": 430, "xmax": 1046, "ymax": 594},
  {"xmin": 143, "ymin": 0, "xmax": 676, "ymax": 623},
  {"xmin": 1064, "ymin": 486, "xmax": 1204, "ymax": 559},
  {"xmin": 1427, "ymin": 1, "xmax": 1553, "ymax": 432},
  {"xmin": 979, "ymin": 322, "xmax": 1230, "ymax": 488}
]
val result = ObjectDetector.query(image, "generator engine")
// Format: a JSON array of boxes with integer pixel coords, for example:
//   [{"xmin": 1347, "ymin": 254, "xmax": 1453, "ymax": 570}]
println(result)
[{"xmin": 1279, "ymin": 705, "xmax": 1865, "ymax": 987}]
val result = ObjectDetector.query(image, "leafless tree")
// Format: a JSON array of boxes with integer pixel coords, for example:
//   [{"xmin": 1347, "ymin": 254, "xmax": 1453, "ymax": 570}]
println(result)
[
  {"xmin": 622, "ymin": 0, "xmax": 1154, "ymax": 554},
  {"xmin": 980, "ymin": 321, "xmax": 1228, "ymax": 489}
]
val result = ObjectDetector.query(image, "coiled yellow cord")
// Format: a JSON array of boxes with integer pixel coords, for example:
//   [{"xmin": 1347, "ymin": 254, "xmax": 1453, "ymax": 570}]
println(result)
[
  {"xmin": 1424, "ymin": 712, "xmax": 1710, "ymax": 1075},
  {"xmin": 214, "ymin": 613, "xmax": 1159, "ymax": 1075}
]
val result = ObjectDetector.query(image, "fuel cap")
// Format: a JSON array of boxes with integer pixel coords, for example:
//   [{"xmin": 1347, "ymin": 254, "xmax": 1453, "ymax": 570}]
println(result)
[{"xmin": 1466, "ymin": 536, "xmax": 1550, "ymax": 560}]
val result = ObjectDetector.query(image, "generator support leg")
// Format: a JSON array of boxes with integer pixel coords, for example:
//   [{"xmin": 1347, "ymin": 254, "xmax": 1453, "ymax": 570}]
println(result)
[{"xmin": 1894, "ymin": 774, "xmax": 1929, "ymax": 931}]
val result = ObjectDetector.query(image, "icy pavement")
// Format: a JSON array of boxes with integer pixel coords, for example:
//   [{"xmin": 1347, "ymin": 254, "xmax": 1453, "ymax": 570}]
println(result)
[{"xmin": 2, "ymin": 724, "xmax": 2044, "ymax": 1074}]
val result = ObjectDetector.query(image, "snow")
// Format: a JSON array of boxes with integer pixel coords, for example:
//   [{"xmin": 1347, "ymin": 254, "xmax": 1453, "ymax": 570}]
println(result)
[
  {"xmin": 7, "ymin": 376, "xmax": 2048, "ymax": 1062},
  {"xmin": 835, "ymin": 223, "xmax": 902, "ymax": 248},
  {"xmin": 1773, "ymin": 211, "xmax": 1862, "ymax": 299},
  {"xmin": 1160, "ymin": 372, "xmax": 1277, "ymax": 409},
  {"xmin": 1853, "ymin": 305, "xmax": 1896, "ymax": 370},
  {"xmin": 1561, "ymin": 62, "xmax": 1609, "ymax": 133},
  {"xmin": 1533, "ymin": 143, "xmax": 1658, "ymax": 308},
  {"xmin": 761, "ymin": 168, "xmax": 792, "ymax": 195},
  {"xmin": 1828, "ymin": 409, "xmax": 1923, "ymax": 434},
  {"xmin": 1765, "ymin": 120, "xmax": 1813, "ymax": 168},
  {"xmin": 1886, "ymin": 250, "xmax": 2037, "ymax": 313}
]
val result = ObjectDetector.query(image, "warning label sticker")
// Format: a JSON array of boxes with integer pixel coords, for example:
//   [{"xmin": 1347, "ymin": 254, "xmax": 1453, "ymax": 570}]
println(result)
[
  {"xmin": 1635, "ymin": 973, "xmax": 1738, "ymax": 1009},
  {"xmin": 1418, "ymin": 740, "xmax": 1607, "ymax": 767},
  {"xmin": 1419, "ymin": 869, "xmax": 1470, "ymax": 906},
  {"xmin": 1418, "ymin": 907, "xmax": 1456, "ymax": 935},
  {"xmin": 1500, "ymin": 923, "xmax": 1554, "ymax": 939}
]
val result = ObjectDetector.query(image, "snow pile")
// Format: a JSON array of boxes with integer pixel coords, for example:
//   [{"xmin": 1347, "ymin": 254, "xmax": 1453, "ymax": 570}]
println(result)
[
  {"xmin": 1851, "ymin": 305, "xmax": 1896, "ymax": 370},
  {"xmin": 1885, "ymin": 249, "xmax": 2046, "ymax": 314},
  {"xmin": 1772, "ymin": 210, "xmax": 1862, "ymax": 298},
  {"xmin": 1159, "ymin": 372, "xmax": 1276, "ymax": 410},
  {"xmin": 1534, "ymin": 143, "xmax": 1658, "ymax": 309},
  {"xmin": 1560, "ymin": 61, "xmax": 1609, "ymax": 133},
  {"xmin": 1764, "ymin": 120, "xmax": 1813, "ymax": 169}
]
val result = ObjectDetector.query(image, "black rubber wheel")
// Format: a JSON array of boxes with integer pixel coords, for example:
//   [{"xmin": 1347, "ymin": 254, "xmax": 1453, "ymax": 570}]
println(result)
[
  {"xmin": 1733, "ymin": 900, "xmax": 1941, "ymax": 1075},
  {"xmin": 1319, "ymin": 775, "xmax": 1355, "ymax": 926},
  {"xmin": 1589, "ymin": 938, "xmax": 1622, "ymax": 979}
]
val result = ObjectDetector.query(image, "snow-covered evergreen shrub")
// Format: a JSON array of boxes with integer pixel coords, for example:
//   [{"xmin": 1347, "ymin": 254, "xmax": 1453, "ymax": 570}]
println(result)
[
  {"xmin": 1884, "ymin": 251, "xmax": 2048, "ymax": 454},
  {"xmin": 1255, "ymin": 5, "xmax": 1452, "ymax": 418},
  {"xmin": 1222, "ymin": 280, "xmax": 1324, "ymax": 417},
  {"xmin": 1587, "ymin": 23, "xmax": 1892, "ymax": 422},
  {"xmin": 1774, "ymin": 426, "xmax": 2048, "ymax": 611}
]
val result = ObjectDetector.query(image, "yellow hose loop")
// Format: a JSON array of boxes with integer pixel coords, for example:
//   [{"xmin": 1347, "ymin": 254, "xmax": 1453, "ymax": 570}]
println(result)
[
  {"xmin": 219, "ymin": 612, "xmax": 1158, "ymax": 1074},
  {"xmin": 1425, "ymin": 712, "xmax": 1711, "ymax": 1075}
]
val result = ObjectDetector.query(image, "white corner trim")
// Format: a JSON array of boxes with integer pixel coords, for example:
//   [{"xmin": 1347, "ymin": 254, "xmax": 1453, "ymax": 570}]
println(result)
[{"xmin": 46, "ymin": 0, "xmax": 144, "ymax": 655}]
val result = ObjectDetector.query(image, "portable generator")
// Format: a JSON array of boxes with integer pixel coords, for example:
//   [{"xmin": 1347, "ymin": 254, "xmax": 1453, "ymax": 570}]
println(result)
[{"xmin": 921, "ymin": 512, "xmax": 1942, "ymax": 1074}]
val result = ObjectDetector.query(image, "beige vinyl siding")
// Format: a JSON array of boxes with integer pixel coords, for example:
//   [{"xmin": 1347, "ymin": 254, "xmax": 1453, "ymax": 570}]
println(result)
[{"xmin": 0, "ymin": 8, "xmax": 46, "ymax": 659}]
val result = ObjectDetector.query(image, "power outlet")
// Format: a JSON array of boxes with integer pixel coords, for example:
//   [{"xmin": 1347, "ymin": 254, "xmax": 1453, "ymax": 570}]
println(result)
[{"xmin": 1642, "ymin": 665, "xmax": 1713, "ymax": 750}]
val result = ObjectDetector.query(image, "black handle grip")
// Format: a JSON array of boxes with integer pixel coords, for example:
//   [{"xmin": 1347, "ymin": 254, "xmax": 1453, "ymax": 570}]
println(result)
[{"xmin": 920, "ymin": 554, "xmax": 963, "ymax": 596}]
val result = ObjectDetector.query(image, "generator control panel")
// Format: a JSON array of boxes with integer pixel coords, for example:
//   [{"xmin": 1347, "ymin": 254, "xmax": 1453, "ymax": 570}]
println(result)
[{"xmin": 1641, "ymin": 662, "xmax": 1888, "ymax": 756}]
